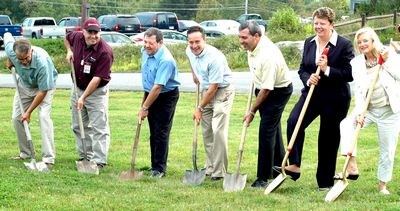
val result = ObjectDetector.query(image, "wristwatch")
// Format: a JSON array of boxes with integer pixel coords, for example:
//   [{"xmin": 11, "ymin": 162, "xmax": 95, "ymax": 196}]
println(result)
[
  {"xmin": 198, "ymin": 106, "xmax": 205, "ymax": 113},
  {"xmin": 142, "ymin": 106, "xmax": 149, "ymax": 111}
]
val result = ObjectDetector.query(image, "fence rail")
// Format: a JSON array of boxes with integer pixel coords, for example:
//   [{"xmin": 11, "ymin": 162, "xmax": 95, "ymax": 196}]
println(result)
[{"xmin": 335, "ymin": 11, "xmax": 399, "ymax": 37}]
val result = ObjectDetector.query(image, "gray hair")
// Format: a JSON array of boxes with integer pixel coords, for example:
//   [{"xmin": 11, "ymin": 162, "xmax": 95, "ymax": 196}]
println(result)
[
  {"xmin": 239, "ymin": 20, "xmax": 262, "ymax": 36},
  {"xmin": 13, "ymin": 39, "xmax": 31, "ymax": 55},
  {"xmin": 144, "ymin": 27, "xmax": 163, "ymax": 43},
  {"xmin": 353, "ymin": 27, "xmax": 383, "ymax": 55}
]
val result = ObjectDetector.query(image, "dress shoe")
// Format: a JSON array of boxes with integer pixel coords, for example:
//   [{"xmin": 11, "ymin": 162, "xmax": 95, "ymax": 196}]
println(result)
[
  {"xmin": 333, "ymin": 172, "xmax": 359, "ymax": 180},
  {"xmin": 210, "ymin": 176, "xmax": 223, "ymax": 181},
  {"xmin": 150, "ymin": 170, "xmax": 165, "ymax": 178},
  {"xmin": 251, "ymin": 178, "xmax": 268, "ymax": 188},
  {"xmin": 97, "ymin": 163, "xmax": 106, "ymax": 169},
  {"xmin": 272, "ymin": 166, "xmax": 300, "ymax": 181}
]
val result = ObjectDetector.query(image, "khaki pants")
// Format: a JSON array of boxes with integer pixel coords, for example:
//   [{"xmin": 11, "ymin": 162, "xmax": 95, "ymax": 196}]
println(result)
[
  {"xmin": 12, "ymin": 82, "xmax": 56, "ymax": 164},
  {"xmin": 71, "ymin": 85, "xmax": 110, "ymax": 165},
  {"xmin": 201, "ymin": 85, "xmax": 234, "ymax": 177}
]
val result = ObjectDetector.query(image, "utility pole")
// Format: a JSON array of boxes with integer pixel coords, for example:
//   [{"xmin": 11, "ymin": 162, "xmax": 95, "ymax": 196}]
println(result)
[
  {"xmin": 82, "ymin": 0, "xmax": 87, "ymax": 23},
  {"xmin": 245, "ymin": 0, "xmax": 248, "ymax": 14}
]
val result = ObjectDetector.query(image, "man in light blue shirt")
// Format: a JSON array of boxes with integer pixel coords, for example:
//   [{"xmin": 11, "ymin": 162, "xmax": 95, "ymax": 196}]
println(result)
[
  {"xmin": 139, "ymin": 28, "xmax": 180, "ymax": 178},
  {"xmin": 186, "ymin": 26, "xmax": 235, "ymax": 181},
  {"xmin": 4, "ymin": 32, "xmax": 58, "ymax": 166}
]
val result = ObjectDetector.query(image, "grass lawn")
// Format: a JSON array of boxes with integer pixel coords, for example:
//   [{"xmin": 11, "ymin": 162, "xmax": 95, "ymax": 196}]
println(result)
[{"xmin": 0, "ymin": 88, "xmax": 399, "ymax": 210}]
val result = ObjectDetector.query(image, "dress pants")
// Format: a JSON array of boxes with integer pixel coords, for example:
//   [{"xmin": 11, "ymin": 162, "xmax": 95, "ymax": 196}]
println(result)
[
  {"xmin": 71, "ymin": 85, "xmax": 110, "ymax": 165},
  {"xmin": 287, "ymin": 94, "xmax": 350, "ymax": 188},
  {"xmin": 12, "ymin": 82, "xmax": 56, "ymax": 164},
  {"xmin": 147, "ymin": 88, "xmax": 179, "ymax": 173},
  {"xmin": 201, "ymin": 85, "xmax": 234, "ymax": 177},
  {"xmin": 340, "ymin": 105, "xmax": 400, "ymax": 182},
  {"xmin": 256, "ymin": 83, "xmax": 292, "ymax": 180}
]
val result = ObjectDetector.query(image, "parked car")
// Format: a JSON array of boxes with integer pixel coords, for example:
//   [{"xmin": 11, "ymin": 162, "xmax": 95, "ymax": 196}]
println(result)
[
  {"xmin": 199, "ymin": 20, "xmax": 240, "ymax": 35},
  {"xmin": 178, "ymin": 20, "xmax": 199, "ymax": 32},
  {"xmin": 236, "ymin": 13, "xmax": 268, "ymax": 29},
  {"xmin": 134, "ymin": 12, "xmax": 179, "ymax": 31},
  {"xmin": 130, "ymin": 29, "xmax": 186, "ymax": 45},
  {"xmin": 0, "ymin": 15, "xmax": 22, "ymax": 48},
  {"xmin": 100, "ymin": 31, "xmax": 137, "ymax": 48},
  {"xmin": 21, "ymin": 17, "xmax": 65, "ymax": 39},
  {"xmin": 97, "ymin": 14, "xmax": 141, "ymax": 36},
  {"xmin": 204, "ymin": 29, "xmax": 225, "ymax": 39},
  {"xmin": 58, "ymin": 17, "xmax": 84, "ymax": 33}
]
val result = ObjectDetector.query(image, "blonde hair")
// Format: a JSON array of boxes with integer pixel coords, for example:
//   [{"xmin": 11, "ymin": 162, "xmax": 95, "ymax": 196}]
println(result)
[{"xmin": 353, "ymin": 27, "xmax": 383, "ymax": 55}]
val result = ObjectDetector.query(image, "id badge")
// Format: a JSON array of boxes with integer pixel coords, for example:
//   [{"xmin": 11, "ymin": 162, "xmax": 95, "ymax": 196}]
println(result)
[{"xmin": 83, "ymin": 64, "xmax": 91, "ymax": 74}]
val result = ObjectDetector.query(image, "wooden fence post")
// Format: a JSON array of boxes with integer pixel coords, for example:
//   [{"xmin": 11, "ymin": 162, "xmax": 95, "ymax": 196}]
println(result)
[
  {"xmin": 394, "ymin": 10, "xmax": 397, "ymax": 26},
  {"xmin": 361, "ymin": 14, "xmax": 366, "ymax": 27}
]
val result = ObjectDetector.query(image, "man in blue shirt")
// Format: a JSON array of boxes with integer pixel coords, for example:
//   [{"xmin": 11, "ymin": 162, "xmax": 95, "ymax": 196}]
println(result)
[
  {"xmin": 4, "ymin": 32, "xmax": 58, "ymax": 166},
  {"xmin": 139, "ymin": 28, "xmax": 180, "ymax": 178},
  {"xmin": 186, "ymin": 26, "xmax": 235, "ymax": 181}
]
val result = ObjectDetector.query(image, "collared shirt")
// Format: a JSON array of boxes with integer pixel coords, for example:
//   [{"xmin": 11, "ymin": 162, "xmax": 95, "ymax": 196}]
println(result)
[
  {"xmin": 141, "ymin": 45, "xmax": 180, "ymax": 93},
  {"xmin": 310, "ymin": 30, "xmax": 338, "ymax": 76},
  {"xmin": 4, "ymin": 33, "xmax": 58, "ymax": 90},
  {"xmin": 248, "ymin": 36, "xmax": 291, "ymax": 90},
  {"xmin": 186, "ymin": 44, "xmax": 232, "ymax": 91},
  {"xmin": 66, "ymin": 31, "xmax": 113, "ymax": 89}
]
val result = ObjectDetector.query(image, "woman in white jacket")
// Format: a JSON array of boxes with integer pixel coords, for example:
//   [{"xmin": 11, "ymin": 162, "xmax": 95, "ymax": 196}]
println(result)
[{"xmin": 337, "ymin": 27, "xmax": 400, "ymax": 195}]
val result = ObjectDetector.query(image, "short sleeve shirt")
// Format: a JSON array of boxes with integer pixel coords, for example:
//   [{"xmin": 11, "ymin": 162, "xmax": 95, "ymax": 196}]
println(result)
[
  {"xmin": 66, "ymin": 31, "xmax": 113, "ymax": 89},
  {"xmin": 141, "ymin": 45, "xmax": 180, "ymax": 93},
  {"xmin": 5, "ymin": 34, "xmax": 58, "ymax": 90},
  {"xmin": 248, "ymin": 36, "xmax": 291, "ymax": 90},
  {"xmin": 186, "ymin": 44, "xmax": 232, "ymax": 91}
]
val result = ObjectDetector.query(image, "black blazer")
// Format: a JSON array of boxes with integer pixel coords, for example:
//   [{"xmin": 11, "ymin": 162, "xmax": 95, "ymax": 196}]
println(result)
[{"xmin": 299, "ymin": 34, "xmax": 354, "ymax": 102}]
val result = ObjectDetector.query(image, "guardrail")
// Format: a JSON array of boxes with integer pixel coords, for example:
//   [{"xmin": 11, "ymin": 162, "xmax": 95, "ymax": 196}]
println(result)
[{"xmin": 335, "ymin": 11, "xmax": 399, "ymax": 37}]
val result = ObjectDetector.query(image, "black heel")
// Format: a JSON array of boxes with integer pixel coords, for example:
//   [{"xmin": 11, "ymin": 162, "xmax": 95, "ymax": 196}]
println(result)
[{"xmin": 273, "ymin": 166, "xmax": 300, "ymax": 181}]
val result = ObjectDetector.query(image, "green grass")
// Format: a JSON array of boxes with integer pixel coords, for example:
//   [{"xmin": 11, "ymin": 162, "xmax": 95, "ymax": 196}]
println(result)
[{"xmin": 0, "ymin": 88, "xmax": 399, "ymax": 210}]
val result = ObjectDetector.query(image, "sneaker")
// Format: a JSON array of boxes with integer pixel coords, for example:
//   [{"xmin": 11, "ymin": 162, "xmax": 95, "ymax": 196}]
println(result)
[
  {"xmin": 150, "ymin": 170, "xmax": 165, "ymax": 178},
  {"xmin": 318, "ymin": 186, "xmax": 332, "ymax": 192},
  {"xmin": 251, "ymin": 178, "xmax": 268, "ymax": 188}
]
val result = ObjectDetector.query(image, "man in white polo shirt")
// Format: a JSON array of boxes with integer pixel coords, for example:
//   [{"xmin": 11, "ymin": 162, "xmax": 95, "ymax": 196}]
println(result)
[
  {"xmin": 239, "ymin": 20, "xmax": 293, "ymax": 188},
  {"xmin": 186, "ymin": 26, "xmax": 235, "ymax": 181}
]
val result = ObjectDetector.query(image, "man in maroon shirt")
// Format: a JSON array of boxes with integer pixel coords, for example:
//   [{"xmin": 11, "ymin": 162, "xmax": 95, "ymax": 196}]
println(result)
[{"xmin": 64, "ymin": 18, "xmax": 114, "ymax": 169}]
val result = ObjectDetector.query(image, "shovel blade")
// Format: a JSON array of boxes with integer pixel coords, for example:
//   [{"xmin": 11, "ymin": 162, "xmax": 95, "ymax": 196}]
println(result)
[
  {"xmin": 264, "ymin": 173, "xmax": 287, "ymax": 195},
  {"xmin": 24, "ymin": 160, "xmax": 50, "ymax": 173},
  {"xmin": 76, "ymin": 160, "xmax": 99, "ymax": 175},
  {"xmin": 325, "ymin": 180, "xmax": 349, "ymax": 202},
  {"xmin": 120, "ymin": 170, "xmax": 143, "ymax": 181},
  {"xmin": 223, "ymin": 173, "xmax": 247, "ymax": 192},
  {"xmin": 183, "ymin": 168, "xmax": 206, "ymax": 185}
]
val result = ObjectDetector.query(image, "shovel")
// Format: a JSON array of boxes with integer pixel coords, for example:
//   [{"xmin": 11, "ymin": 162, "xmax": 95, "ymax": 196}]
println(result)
[
  {"xmin": 265, "ymin": 47, "xmax": 330, "ymax": 195},
  {"xmin": 325, "ymin": 55, "xmax": 383, "ymax": 202},
  {"xmin": 183, "ymin": 83, "xmax": 206, "ymax": 185},
  {"xmin": 120, "ymin": 119, "xmax": 143, "ymax": 180},
  {"xmin": 223, "ymin": 82, "xmax": 254, "ymax": 192},
  {"xmin": 11, "ymin": 68, "xmax": 50, "ymax": 173},
  {"xmin": 70, "ymin": 63, "xmax": 99, "ymax": 175}
]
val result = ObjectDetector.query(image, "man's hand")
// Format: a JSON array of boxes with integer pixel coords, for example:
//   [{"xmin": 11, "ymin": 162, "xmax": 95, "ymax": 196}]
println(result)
[
  {"xmin": 138, "ymin": 108, "xmax": 148, "ymax": 120},
  {"xmin": 21, "ymin": 112, "xmax": 31, "ymax": 124},
  {"xmin": 66, "ymin": 50, "xmax": 74, "ymax": 64},
  {"xmin": 76, "ymin": 96, "xmax": 85, "ymax": 110},
  {"xmin": 193, "ymin": 108, "xmax": 202, "ymax": 122},
  {"xmin": 243, "ymin": 112, "xmax": 254, "ymax": 127},
  {"xmin": 7, "ymin": 58, "xmax": 14, "ymax": 70}
]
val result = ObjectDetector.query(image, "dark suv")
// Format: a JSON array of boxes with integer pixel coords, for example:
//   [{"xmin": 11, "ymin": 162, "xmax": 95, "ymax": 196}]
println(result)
[
  {"xmin": 97, "ymin": 14, "xmax": 141, "ymax": 36},
  {"xmin": 134, "ymin": 12, "xmax": 179, "ymax": 31}
]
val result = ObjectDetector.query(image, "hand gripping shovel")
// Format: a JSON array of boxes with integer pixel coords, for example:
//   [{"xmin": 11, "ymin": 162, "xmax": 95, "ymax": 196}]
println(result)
[
  {"xmin": 11, "ymin": 68, "xmax": 50, "ymax": 173},
  {"xmin": 265, "ymin": 47, "xmax": 330, "ymax": 195},
  {"xmin": 70, "ymin": 63, "xmax": 99, "ymax": 175},
  {"xmin": 325, "ymin": 55, "xmax": 383, "ymax": 202},
  {"xmin": 120, "ymin": 119, "xmax": 143, "ymax": 180},
  {"xmin": 183, "ymin": 83, "xmax": 206, "ymax": 185},
  {"xmin": 223, "ymin": 82, "xmax": 254, "ymax": 192}
]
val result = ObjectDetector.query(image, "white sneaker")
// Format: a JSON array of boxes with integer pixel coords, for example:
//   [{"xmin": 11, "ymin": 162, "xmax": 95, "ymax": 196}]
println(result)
[{"xmin": 379, "ymin": 188, "xmax": 390, "ymax": 195}]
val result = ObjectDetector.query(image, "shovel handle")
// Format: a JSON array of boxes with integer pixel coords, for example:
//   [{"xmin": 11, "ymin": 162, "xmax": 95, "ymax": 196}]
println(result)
[
  {"xmin": 234, "ymin": 82, "xmax": 254, "ymax": 175},
  {"xmin": 192, "ymin": 83, "xmax": 200, "ymax": 171},
  {"xmin": 130, "ymin": 119, "xmax": 142, "ymax": 172},
  {"xmin": 281, "ymin": 47, "xmax": 330, "ymax": 172},
  {"xmin": 11, "ymin": 67, "xmax": 36, "ymax": 160},
  {"xmin": 341, "ymin": 55, "xmax": 383, "ymax": 178}
]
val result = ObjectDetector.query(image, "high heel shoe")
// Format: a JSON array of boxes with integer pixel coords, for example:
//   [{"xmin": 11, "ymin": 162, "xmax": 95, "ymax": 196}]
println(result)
[{"xmin": 272, "ymin": 166, "xmax": 300, "ymax": 181}]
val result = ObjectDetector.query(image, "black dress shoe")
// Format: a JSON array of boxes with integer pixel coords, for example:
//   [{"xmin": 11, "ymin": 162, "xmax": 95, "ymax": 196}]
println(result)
[
  {"xmin": 251, "ymin": 178, "xmax": 268, "ymax": 188},
  {"xmin": 211, "ymin": 176, "xmax": 223, "ymax": 181},
  {"xmin": 273, "ymin": 166, "xmax": 300, "ymax": 181},
  {"xmin": 150, "ymin": 170, "xmax": 165, "ymax": 178}
]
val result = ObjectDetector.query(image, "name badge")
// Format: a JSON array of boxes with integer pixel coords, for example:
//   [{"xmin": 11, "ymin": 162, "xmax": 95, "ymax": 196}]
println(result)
[{"xmin": 83, "ymin": 64, "xmax": 91, "ymax": 74}]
